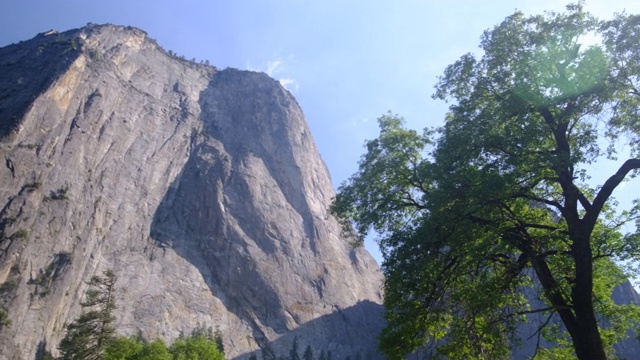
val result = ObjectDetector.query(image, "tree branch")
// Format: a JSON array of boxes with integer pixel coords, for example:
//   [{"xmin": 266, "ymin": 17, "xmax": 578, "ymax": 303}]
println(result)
[
  {"xmin": 517, "ymin": 306, "xmax": 566, "ymax": 316},
  {"xmin": 587, "ymin": 158, "xmax": 640, "ymax": 225},
  {"xmin": 514, "ymin": 193, "xmax": 565, "ymax": 213},
  {"xmin": 576, "ymin": 189, "xmax": 593, "ymax": 212},
  {"xmin": 538, "ymin": 106, "xmax": 583, "ymax": 225},
  {"xmin": 530, "ymin": 311, "xmax": 556, "ymax": 360},
  {"xmin": 518, "ymin": 223, "xmax": 567, "ymax": 233}
]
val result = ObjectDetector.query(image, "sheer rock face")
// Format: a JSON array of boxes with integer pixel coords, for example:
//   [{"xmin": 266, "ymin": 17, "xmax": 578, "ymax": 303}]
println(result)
[{"xmin": 0, "ymin": 24, "xmax": 384, "ymax": 359}]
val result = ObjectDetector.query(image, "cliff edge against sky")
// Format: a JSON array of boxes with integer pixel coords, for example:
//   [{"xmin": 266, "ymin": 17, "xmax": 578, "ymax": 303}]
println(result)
[{"xmin": 0, "ymin": 24, "xmax": 384, "ymax": 360}]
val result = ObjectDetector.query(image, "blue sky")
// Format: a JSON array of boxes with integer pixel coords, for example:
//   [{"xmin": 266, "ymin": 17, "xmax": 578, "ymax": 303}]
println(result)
[{"xmin": 1, "ymin": 1, "xmax": 639, "ymax": 264}]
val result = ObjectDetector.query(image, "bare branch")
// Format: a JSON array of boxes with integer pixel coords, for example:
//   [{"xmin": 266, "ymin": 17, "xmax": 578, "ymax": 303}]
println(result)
[
  {"xmin": 530, "ymin": 312, "xmax": 556, "ymax": 360},
  {"xmin": 513, "ymin": 193, "xmax": 564, "ymax": 213},
  {"xmin": 518, "ymin": 306, "xmax": 563, "ymax": 316}
]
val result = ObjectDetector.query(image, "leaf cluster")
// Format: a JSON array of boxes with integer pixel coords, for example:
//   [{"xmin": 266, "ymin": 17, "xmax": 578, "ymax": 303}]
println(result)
[
  {"xmin": 57, "ymin": 269, "xmax": 226, "ymax": 360},
  {"xmin": 103, "ymin": 334, "xmax": 225, "ymax": 360}
]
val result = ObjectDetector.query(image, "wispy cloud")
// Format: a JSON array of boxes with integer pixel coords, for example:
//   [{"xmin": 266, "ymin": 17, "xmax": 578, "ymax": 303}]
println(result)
[
  {"xmin": 278, "ymin": 78, "xmax": 299, "ymax": 92},
  {"xmin": 252, "ymin": 58, "xmax": 299, "ymax": 92},
  {"xmin": 265, "ymin": 60, "xmax": 282, "ymax": 76}
]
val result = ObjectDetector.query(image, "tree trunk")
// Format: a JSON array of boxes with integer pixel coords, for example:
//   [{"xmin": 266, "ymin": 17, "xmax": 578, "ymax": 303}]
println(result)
[
  {"xmin": 532, "ymin": 233, "xmax": 607, "ymax": 359},
  {"xmin": 570, "ymin": 319, "xmax": 607, "ymax": 360},
  {"xmin": 568, "ymin": 230, "xmax": 607, "ymax": 360}
]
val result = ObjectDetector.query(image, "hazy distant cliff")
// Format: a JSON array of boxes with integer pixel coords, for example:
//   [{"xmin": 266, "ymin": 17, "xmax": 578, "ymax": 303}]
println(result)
[{"xmin": 0, "ymin": 24, "xmax": 384, "ymax": 359}]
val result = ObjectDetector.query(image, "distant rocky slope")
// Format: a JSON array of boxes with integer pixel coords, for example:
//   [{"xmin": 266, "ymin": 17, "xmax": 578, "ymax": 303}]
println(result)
[{"xmin": 0, "ymin": 24, "xmax": 384, "ymax": 359}]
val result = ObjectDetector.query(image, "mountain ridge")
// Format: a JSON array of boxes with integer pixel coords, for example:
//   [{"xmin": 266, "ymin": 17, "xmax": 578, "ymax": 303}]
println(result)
[{"xmin": 0, "ymin": 24, "xmax": 384, "ymax": 359}]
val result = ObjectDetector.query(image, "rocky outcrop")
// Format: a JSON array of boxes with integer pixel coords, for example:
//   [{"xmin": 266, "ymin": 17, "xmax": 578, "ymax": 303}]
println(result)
[{"xmin": 0, "ymin": 24, "xmax": 384, "ymax": 359}]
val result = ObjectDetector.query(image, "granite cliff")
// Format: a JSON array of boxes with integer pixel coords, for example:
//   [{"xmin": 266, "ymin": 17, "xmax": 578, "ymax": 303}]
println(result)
[{"xmin": 0, "ymin": 24, "xmax": 384, "ymax": 359}]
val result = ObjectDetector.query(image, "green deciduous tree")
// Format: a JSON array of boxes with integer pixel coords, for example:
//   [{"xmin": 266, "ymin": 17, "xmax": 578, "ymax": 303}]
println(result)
[
  {"xmin": 104, "ymin": 333, "xmax": 225, "ymax": 360},
  {"xmin": 138, "ymin": 339, "xmax": 172, "ymax": 360},
  {"xmin": 103, "ymin": 336, "xmax": 144, "ymax": 360},
  {"xmin": 58, "ymin": 270, "xmax": 118, "ymax": 360},
  {"xmin": 332, "ymin": 4, "xmax": 640, "ymax": 360},
  {"xmin": 170, "ymin": 334, "xmax": 225, "ymax": 360}
]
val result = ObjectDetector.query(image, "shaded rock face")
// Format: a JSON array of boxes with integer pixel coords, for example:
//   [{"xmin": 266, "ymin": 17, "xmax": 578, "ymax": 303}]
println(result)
[
  {"xmin": 509, "ymin": 279, "xmax": 640, "ymax": 360},
  {"xmin": 0, "ymin": 24, "xmax": 384, "ymax": 359}
]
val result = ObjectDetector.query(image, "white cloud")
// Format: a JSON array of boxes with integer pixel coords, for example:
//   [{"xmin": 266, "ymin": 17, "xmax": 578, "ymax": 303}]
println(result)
[
  {"xmin": 258, "ymin": 57, "xmax": 299, "ymax": 92},
  {"xmin": 244, "ymin": 57, "xmax": 300, "ymax": 92},
  {"xmin": 266, "ymin": 60, "xmax": 282, "ymax": 76},
  {"xmin": 278, "ymin": 78, "xmax": 299, "ymax": 92}
]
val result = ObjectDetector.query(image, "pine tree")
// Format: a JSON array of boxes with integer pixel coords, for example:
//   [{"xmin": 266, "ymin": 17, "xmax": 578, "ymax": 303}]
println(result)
[
  {"xmin": 288, "ymin": 337, "xmax": 300, "ymax": 360},
  {"xmin": 302, "ymin": 345, "xmax": 313, "ymax": 360},
  {"xmin": 262, "ymin": 347, "xmax": 274, "ymax": 360},
  {"xmin": 58, "ymin": 270, "xmax": 117, "ymax": 360},
  {"xmin": 318, "ymin": 350, "xmax": 326, "ymax": 360},
  {"xmin": 214, "ymin": 326, "xmax": 225, "ymax": 355}
]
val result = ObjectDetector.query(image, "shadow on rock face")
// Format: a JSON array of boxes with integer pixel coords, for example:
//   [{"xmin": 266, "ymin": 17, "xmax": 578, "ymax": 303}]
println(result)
[
  {"xmin": 149, "ymin": 126, "xmax": 290, "ymax": 351},
  {"xmin": 237, "ymin": 300, "xmax": 385, "ymax": 360},
  {"xmin": 0, "ymin": 31, "xmax": 82, "ymax": 139},
  {"xmin": 150, "ymin": 68, "xmax": 385, "ymax": 359}
]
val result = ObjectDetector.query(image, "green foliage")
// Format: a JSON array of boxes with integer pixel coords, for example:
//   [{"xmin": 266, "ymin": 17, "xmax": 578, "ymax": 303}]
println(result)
[
  {"xmin": 46, "ymin": 184, "xmax": 69, "ymax": 201},
  {"xmin": 0, "ymin": 278, "xmax": 17, "ymax": 295},
  {"xmin": 11, "ymin": 228, "xmax": 28, "ymax": 239},
  {"xmin": 104, "ymin": 336, "xmax": 144, "ymax": 360},
  {"xmin": 332, "ymin": 4, "xmax": 640, "ymax": 360},
  {"xmin": 139, "ymin": 339, "xmax": 173, "ymax": 360},
  {"xmin": 134, "ymin": 329, "xmax": 148, "ymax": 345},
  {"xmin": 171, "ymin": 334, "xmax": 225, "ymax": 360},
  {"xmin": 58, "ymin": 270, "xmax": 118, "ymax": 360},
  {"xmin": 103, "ymin": 333, "xmax": 225, "ymax": 360},
  {"xmin": 29, "ymin": 252, "xmax": 71, "ymax": 297},
  {"xmin": 0, "ymin": 307, "xmax": 10, "ymax": 329}
]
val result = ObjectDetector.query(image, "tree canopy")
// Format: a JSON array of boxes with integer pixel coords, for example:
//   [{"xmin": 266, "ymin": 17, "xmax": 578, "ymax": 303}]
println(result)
[
  {"xmin": 101, "ymin": 332, "xmax": 225, "ymax": 360},
  {"xmin": 332, "ymin": 4, "xmax": 640, "ymax": 360}
]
